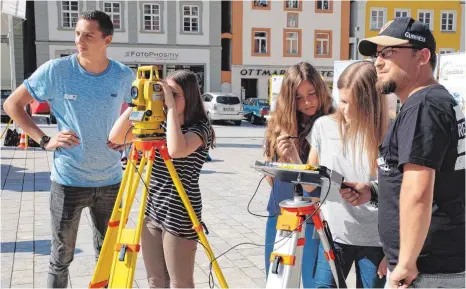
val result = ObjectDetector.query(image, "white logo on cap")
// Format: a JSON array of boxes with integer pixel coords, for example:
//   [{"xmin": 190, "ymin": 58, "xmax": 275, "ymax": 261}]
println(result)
[{"xmin": 405, "ymin": 32, "xmax": 426, "ymax": 42}]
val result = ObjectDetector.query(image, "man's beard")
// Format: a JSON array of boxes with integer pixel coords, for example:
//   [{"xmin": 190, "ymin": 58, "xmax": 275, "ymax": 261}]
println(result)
[{"xmin": 377, "ymin": 79, "xmax": 397, "ymax": 95}]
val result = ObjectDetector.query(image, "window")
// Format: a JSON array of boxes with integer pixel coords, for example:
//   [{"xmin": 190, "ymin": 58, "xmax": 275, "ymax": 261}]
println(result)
[
  {"xmin": 183, "ymin": 5, "xmax": 200, "ymax": 33},
  {"xmin": 284, "ymin": 0, "xmax": 301, "ymax": 11},
  {"xmin": 418, "ymin": 10, "xmax": 434, "ymax": 31},
  {"xmin": 60, "ymin": 1, "xmax": 79, "ymax": 28},
  {"xmin": 283, "ymin": 29, "xmax": 301, "ymax": 57},
  {"xmin": 252, "ymin": 28, "xmax": 270, "ymax": 56},
  {"xmin": 371, "ymin": 8, "xmax": 386, "ymax": 30},
  {"xmin": 287, "ymin": 13, "xmax": 298, "ymax": 28},
  {"xmin": 439, "ymin": 48, "xmax": 456, "ymax": 54},
  {"xmin": 253, "ymin": 0, "xmax": 270, "ymax": 9},
  {"xmin": 216, "ymin": 96, "xmax": 241, "ymax": 105},
  {"xmin": 315, "ymin": 30, "xmax": 332, "ymax": 58},
  {"xmin": 441, "ymin": 11, "xmax": 456, "ymax": 32},
  {"xmin": 316, "ymin": 0, "xmax": 333, "ymax": 13},
  {"xmin": 254, "ymin": 31, "xmax": 268, "ymax": 54},
  {"xmin": 394, "ymin": 9, "xmax": 410, "ymax": 18},
  {"xmin": 203, "ymin": 94, "xmax": 213, "ymax": 102},
  {"xmin": 317, "ymin": 0, "xmax": 330, "ymax": 10},
  {"xmin": 143, "ymin": 3, "xmax": 161, "ymax": 32},
  {"xmin": 103, "ymin": 2, "xmax": 121, "ymax": 29},
  {"xmin": 286, "ymin": 32, "xmax": 298, "ymax": 54}
]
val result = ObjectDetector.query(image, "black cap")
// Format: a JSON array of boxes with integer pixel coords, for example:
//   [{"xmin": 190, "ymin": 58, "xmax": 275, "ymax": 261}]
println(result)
[{"xmin": 358, "ymin": 17, "xmax": 436, "ymax": 56}]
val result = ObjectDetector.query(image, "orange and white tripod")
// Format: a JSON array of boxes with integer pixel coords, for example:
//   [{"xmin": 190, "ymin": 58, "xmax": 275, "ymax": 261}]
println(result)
[
  {"xmin": 252, "ymin": 161, "xmax": 347, "ymax": 289},
  {"xmin": 266, "ymin": 186, "xmax": 347, "ymax": 289}
]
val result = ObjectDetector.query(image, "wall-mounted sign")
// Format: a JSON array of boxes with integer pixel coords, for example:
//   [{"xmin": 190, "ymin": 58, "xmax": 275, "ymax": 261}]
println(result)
[
  {"xmin": 240, "ymin": 68, "xmax": 334, "ymax": 78},
  {"xmin": 124, "ymin": 51, "xmax": 179, "ymax": 61},
  {"xmin": 50, "ymin": 46, "xmax": 210, "ymax": 65}
]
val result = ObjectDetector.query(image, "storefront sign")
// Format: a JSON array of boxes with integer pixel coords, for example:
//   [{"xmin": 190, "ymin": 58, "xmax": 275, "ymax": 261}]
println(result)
[
  {"xmin": 439, "ymin": 52, "xmax": 466, "ymax": 115},
  {"xmin": 124, "ymin": 51, "xmax": 179, "ymax": 61},
  {"xmin": 240, "ymin": 68, "xmax": 334, "ymax": 78},
  {"xmin": 240, "ymin": 69, "xmax": 287, "ymax": 77}
]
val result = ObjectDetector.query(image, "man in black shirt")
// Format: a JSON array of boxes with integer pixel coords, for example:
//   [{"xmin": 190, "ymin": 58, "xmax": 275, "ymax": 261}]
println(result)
[{"xmin": 340, "ymin": 17, "xmax": 465, "ymax": 288}]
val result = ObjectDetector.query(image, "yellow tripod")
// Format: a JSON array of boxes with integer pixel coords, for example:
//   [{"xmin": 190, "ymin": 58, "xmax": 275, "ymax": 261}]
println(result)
[
  {"xmin": 89, "ymin": 139, "xmax": 228, "ymax": 288},
  {"xmin": 89, "ymin": 65, "xmax": 228, "ymax": 288}
]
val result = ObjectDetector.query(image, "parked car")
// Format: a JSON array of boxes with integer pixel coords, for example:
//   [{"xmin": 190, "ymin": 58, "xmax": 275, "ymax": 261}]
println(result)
[
  {"xmin": 242, "ymin": 98, "xmax": 270, "ymax": 124},
  {"xmin": 202, "ymin": 92, "xmax": 243, "ymax": 126}
]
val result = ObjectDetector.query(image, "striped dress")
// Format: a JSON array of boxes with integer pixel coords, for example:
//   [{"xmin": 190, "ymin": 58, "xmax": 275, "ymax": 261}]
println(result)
[{"xmin": 145, "ymin": 120, "xmax": 213, "ymax": 239}]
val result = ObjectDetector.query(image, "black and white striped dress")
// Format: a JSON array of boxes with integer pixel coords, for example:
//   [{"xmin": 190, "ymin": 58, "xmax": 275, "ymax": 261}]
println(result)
[{"xmin": 145, "ymin": 120, "xmax": 213, "ymax": 240}]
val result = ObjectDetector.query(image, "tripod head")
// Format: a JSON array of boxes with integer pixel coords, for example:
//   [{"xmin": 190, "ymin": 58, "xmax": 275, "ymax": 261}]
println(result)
[{"xmin": 128, "ymin": 66, "xmax": 166, "ymax": 140}]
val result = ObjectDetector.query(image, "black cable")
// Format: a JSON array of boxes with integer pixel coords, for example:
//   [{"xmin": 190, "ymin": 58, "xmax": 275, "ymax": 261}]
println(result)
[
  {"xmin": 246, "ymin": 175, "xmax": 279, "ymax": 218},
  {"xmin": 202, "ymin": 172, "xmax": 333, "ymax": 287},
  {"xmin": 123, "ymin": 127, "xmax": 334, "ymax": 289}
]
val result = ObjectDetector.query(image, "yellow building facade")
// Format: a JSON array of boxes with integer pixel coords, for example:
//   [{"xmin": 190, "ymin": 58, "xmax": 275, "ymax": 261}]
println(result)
[
  {"xmin": 349, "ymin": 0, "xmax": 464, "ymax": 59},
  {"xmin": 365, "ymin": 1, "xmax": 463, "ymax": 54}
]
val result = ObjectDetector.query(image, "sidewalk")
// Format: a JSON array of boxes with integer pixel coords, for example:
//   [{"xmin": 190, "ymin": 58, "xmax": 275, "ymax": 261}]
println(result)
[{"xmin": 1, "ymin": 134, "xmax": 356, "ymax": 288}]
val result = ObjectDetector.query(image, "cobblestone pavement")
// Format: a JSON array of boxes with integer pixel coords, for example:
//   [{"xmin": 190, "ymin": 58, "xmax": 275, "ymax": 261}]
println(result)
[{"xmin": 1, "ymin": 120, "xmax": 356, "ymax": 288}]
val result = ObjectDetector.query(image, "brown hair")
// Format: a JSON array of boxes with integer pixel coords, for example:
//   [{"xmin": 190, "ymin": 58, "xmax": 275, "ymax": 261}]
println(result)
[
  {"xmin": 265, "ymin": 62, "xmax": 334, "ymax": 161},
  {"xmin": 336, "ymin": 61, "xmax": 388, "ymax": 176},
  {"xmin": 166, "ymin": 70, "xmax": 215, "ymax": 149}
]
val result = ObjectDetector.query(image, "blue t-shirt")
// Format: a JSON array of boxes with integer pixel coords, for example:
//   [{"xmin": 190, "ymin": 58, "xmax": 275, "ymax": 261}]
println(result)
[{"xmin": 24, "ymin": 54, "xmax": 134, "ymax": 187}]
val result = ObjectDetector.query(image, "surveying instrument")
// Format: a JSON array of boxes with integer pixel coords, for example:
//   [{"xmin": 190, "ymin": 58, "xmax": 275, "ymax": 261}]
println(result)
[
  {"xmin": 252, "ymin": 161, "xmax": 348, "ymax": 289},
  {"xmin": 89, "ymin": 66, "xmax": 228, "ymax": 288}
]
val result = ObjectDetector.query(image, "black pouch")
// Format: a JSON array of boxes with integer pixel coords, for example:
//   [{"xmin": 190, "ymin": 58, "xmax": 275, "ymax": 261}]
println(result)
[{"xmin": 3, "ymin": 128, "xmax": 20, "ymax": 146}]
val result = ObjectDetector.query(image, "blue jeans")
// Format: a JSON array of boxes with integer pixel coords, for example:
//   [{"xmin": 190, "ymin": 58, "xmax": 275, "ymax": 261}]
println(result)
[
  {"xmin": 314, "ymin": 242, "xmax": 386, "ymax": 288},
  {"xmin": 265, "ymin": 215, "xmax": 320, "ymax": 288}
]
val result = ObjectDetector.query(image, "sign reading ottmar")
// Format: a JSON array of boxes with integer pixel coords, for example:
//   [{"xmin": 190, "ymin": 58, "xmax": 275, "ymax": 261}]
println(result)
[
  {"xmin": 124, "ymin": 51, "xmax": 179, "ymax": 61},
  {"xmin": 240, "ymin": 68, "xmax": 334, "ymax": 78}
]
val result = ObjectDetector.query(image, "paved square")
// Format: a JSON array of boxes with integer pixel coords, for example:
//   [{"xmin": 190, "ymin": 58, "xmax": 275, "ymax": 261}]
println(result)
[{"xmin": 1, "ymin": 121, "xmax": 356, "ymax": 288}]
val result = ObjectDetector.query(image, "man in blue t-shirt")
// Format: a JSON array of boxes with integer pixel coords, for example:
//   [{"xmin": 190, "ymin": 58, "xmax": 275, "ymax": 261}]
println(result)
[{"xmin": 4, "ymin": 10, "xmax": 134, "ymax": 288}]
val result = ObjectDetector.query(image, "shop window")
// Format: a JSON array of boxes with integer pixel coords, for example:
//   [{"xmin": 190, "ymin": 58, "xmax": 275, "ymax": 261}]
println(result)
[{"xmin": 166, "ymin": 65, "xmax": 205, "ymax": 94}]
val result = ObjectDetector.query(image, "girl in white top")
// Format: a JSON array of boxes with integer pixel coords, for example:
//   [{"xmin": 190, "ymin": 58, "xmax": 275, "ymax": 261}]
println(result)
[{"xmin": 304, "ymin": 61, "xmax": 389, "ymax": 288}]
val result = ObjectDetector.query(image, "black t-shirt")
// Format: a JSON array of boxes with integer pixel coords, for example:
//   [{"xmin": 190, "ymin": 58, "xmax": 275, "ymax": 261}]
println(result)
[{"xmin": 378, "ymin": 85, "xmax": 465, "ymax": 274}]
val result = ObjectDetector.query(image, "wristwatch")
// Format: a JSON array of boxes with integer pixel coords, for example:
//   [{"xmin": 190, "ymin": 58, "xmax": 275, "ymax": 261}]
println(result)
[
  {"xmin": 369, "ymin": 181, "xmax": 379, "ymax": 208},
  {"xmin": 40, "ymin": 135, "xmax": 51, "ymax": 150}
]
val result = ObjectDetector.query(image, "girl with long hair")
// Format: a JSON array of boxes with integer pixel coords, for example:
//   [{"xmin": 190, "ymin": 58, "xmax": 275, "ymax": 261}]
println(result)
[
  {"xmin": 263, "ymin": 62, "xmax": 334, "ymax": 287},
  {"xmin": 109, "ymin": 70, "xmax": 215, "ymax": 288},
  {"xmin": 305, "ymin": 61, "xmax": 388, "ymax": 288}
]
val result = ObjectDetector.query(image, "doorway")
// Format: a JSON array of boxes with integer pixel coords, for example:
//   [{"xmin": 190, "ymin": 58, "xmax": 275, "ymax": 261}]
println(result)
[{"xmin": 241, "ymin": 78, "xmax": 258, "ymax": 100}]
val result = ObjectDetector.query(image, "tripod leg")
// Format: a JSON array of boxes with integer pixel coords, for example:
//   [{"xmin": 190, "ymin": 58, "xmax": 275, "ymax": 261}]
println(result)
[
  {"xmin": 134, "ymin": 148, "xmax": 155, "ymax": 245},
  {"xmin": 312, "ymin": 211, "xmax": 347, "ymax": 288},
  {"xmin": 323, "ymin": 221, "xmax": 347, "ymax": 288},
  {"xmin": 108, "ymin": 152, "xmax": 149, "ymax": 288},
  {"xmin": 89, "ymin": 146, "xmax": 138, "ymax": 288},
  {"xmin": 0, "ymin": 119, "xmax": 13, "ymax": 139},
  {"xmin": 117, "ymin": 152, "xmax": 147, "ymax": 238},
  {"xmin": 266, "ymin": 209, "xmax": 307, "ymax": 289},
  {"xmin": 162, "ymin": 157, "xmax": 229, "ymax": 288}
]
